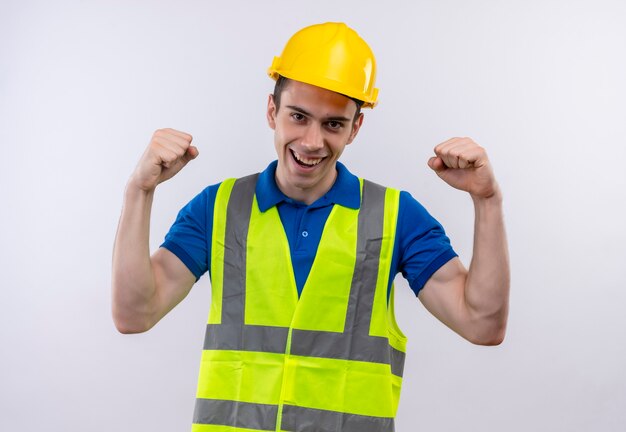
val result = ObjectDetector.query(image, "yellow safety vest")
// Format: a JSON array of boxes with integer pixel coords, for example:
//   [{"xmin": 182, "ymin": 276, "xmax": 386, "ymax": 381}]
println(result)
[{"xmin": 192, "ymin": 174, "xmax": 407, "ymax": 432}]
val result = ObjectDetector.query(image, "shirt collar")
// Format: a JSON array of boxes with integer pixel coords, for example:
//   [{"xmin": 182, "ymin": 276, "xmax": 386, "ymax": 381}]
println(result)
[{"xmin": 256, "ymin": 160, "xmax": 361, "ymax": 211}]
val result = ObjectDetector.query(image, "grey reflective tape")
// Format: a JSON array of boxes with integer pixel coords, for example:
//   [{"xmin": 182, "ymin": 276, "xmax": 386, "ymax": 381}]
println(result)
[
  {"xmin": 221, "ymin": 174, "xmax": 259, "ymax": 325},
  {"xmin": 343, "ymin": 180, "xmax": 386, "ymax": 335},
  {"xmin": 193, "ymin": 398, "xmax": 277, "ymax": 431},
  {"xmin": 290, "ymin": 329, "xmax": 387, "ymax": 363},
  {"xmin": 281, "ymin": 404, "xmax": 394, "ymax": 432},
  {"xmin": 204, "ymin": 323, "xmax": 289, "ymax": 353},
  {"xmin": 390, "ymin": 345, "xmax": 406, "ymax": 378},
  {"xmin": 290, "ymin": 329, "xmax": 405, "ymax": 377}
]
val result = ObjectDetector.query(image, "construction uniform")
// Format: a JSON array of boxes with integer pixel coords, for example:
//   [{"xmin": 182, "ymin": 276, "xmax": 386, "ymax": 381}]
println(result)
[{"xmin": 161, "ymin": 161, "xmax": 457, "ymax": 431}]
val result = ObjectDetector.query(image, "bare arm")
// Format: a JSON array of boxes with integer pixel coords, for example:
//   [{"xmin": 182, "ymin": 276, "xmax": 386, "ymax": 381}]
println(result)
[
  {"xmin": 111, "ymin": 128, "xmax": 199, "ymax": 334},
  {"xmin": 417, "ymin": 138, "xmax": 510, "ymax": 345}
]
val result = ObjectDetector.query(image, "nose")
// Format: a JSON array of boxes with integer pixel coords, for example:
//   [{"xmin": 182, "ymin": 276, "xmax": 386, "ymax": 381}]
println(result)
[{"xmin": 301, "ymin": 124, "xmax": 324, "ymax": 152}]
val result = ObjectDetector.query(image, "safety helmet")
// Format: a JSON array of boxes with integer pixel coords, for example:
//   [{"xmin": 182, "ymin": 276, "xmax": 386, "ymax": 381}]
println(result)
[{"xmin": 268, "ymin": 22, "xmax": 379, "ymax": 108}]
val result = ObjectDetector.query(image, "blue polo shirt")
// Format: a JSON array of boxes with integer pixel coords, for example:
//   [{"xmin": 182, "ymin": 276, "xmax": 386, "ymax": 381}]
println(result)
[{"xmin": 161, "ymin": 161, "xmax": 457, "ymax": 298}]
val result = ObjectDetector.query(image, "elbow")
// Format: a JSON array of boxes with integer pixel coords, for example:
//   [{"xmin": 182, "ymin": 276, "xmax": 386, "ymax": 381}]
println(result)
[
  {"xmin": 112, "ymin": 306, "xmax": 152, "ymax": 335},
  {"xmin": 463, "ymin": 299, "xmax": 509, "ymax": 346},
  {"xmin": 114, "ymin": 320, "xmax": 149, "ymax": 335},
  {"xmin": 466, "ymin": 317, "xmax": 508, "ymax": 346},
  {"xmin": 470, "ymin": 329, "xmax": 506, "ymax": 346},
  {"xmin": 111, "ymin": 283, "xmax": 156, "ymax": 334}
]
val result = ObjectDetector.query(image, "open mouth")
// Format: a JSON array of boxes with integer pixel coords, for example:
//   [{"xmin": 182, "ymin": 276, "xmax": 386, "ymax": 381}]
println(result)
[{"xmin": 290, "ymin": 149, "xmax": 326, "ymax": 168}]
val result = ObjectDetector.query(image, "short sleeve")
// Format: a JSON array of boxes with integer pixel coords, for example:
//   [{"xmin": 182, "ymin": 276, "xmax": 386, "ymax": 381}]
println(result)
[
  {"xmin": 394, "ymin": 191, "xmax": 458, "ymax": 296},
  {"xmin": 160, "ymin": 183, "xmax": 220, "ymax": 280}
]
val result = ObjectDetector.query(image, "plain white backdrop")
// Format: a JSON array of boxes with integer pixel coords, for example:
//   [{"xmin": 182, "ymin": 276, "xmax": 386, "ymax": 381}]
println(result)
[{"xmin": 1, "ymin": 1, "xmax": 625, "ymax": 431}]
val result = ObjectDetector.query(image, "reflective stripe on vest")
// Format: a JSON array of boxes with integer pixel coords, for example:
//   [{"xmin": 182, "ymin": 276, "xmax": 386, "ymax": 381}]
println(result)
[{"xmin": 193, "ymin": 173, "xmax": 407, "ymax": 432}]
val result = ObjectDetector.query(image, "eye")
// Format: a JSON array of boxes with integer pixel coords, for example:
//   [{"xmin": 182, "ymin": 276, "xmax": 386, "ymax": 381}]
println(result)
[
  {"xmin": 326, "ymin": 121, "xmax": 344, "ymax": 130},
  {"xmin": 290, "ymin": 112, "xmax": 305, "ymax": 122}
]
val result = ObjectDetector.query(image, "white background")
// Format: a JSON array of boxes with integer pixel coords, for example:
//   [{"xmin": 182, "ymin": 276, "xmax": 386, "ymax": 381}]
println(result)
[{"xmin": 1, "ymin": 1, "xmax": 625, "ymax": 431}]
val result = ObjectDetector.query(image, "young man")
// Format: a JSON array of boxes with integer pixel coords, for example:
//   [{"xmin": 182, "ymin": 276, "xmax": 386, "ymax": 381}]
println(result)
[{"xmin": 112, "ymin": 22, "xmax": 509, "ymax": 432}]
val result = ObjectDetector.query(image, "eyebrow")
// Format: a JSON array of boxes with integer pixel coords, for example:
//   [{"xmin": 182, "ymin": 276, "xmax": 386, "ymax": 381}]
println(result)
[{"xmin": 285, "ymin": 105, "xmax": 351, "ymax": 122}]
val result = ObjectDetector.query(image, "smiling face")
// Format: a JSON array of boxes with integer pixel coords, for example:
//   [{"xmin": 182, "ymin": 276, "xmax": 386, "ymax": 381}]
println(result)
[{"xmin": 266, "ymin": 80, "xmax": 364, "ymax": 205}]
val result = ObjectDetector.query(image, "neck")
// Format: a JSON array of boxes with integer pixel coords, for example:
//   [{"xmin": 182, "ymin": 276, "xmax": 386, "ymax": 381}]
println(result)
[{"xmin": 275, "ymin": 164, "xmax": 338, "ymax": 205}]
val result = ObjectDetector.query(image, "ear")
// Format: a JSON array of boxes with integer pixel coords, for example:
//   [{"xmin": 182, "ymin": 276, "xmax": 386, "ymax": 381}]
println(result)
[
  {"xmin": 267, "ymin": 94, "xmax": 277, "ymax": 130},
  {"xmin": 346, "ymin": 113, "xmax": 364, "ymax": 145}
]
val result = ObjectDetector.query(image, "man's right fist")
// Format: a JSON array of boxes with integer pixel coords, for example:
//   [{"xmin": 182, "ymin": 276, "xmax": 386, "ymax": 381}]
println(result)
[{"xmin": 130, "ymin": 128, "xmax": 199, "ymax": 192}]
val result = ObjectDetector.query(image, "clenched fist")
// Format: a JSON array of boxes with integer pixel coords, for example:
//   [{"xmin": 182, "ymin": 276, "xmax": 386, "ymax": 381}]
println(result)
[
  {"xmin": 130, "ymin": 128, "xmax": 199, "ymax": 192},
  {"xmin": 427, "ymin": 137, "xmax": 499, "ymax": 200}
]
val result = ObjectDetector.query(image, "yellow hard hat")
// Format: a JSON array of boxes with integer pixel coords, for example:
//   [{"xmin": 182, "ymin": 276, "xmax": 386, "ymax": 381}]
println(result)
[{"xmin": 268, "ymin": 22, "xmax": 379, "ymax": 108}]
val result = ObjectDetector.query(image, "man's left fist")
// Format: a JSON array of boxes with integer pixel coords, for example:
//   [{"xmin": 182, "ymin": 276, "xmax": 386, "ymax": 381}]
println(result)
[{"xmin": 427, "ymin": 137, "xmax": 500, "ymax": 200}]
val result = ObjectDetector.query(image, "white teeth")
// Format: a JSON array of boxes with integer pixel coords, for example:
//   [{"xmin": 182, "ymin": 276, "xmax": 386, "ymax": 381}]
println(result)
[{"xmin": 292, "ymin": 150, "xmax": 324, "ymax": 166}]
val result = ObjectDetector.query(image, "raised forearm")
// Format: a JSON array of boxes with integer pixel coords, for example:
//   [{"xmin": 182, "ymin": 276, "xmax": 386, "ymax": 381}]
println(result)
[
  {"xmin": 111, "ymin": 182, "xmax": 158, "ymax": 333},
  {"xmin": 464, "ymin": 188, "xmax": 510, "ymax": 343}
]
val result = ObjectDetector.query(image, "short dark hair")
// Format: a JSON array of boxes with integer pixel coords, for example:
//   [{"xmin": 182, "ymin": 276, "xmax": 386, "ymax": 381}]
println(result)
[{"xmin": 272, "ymin": 76, "xmax": 364, "ymax": 122}]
